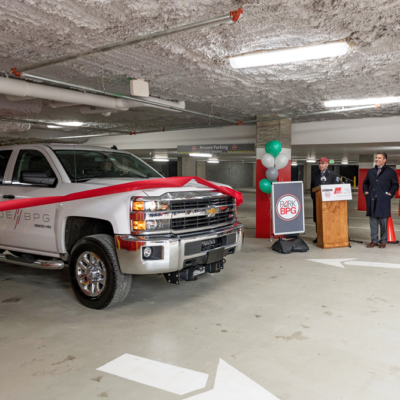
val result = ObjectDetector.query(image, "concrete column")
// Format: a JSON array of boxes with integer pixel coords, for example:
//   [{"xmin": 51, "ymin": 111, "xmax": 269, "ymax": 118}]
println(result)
[
  {"xmin": 304, "ymin": 162, "xmax": 312, "ymax": 191},
  {"xmin": 196, "ymin": 161, "xmax": 206, "ymax": 179},
  {"xmin": 256, "ymin": 118, "xmax": 291, "ymax": 238},
  {"xmin": 181, "ymin": 157, "xmax": 196, "ymax": 177},
  {"xmin": 334, "ymin": 165, "xmax": 340, "ymax": 174},
  {"xmin": 177, "ymin": 157, "xmax": 182, "ymax": 177},
  {"xmin": 253, "ymin": 163, "xmax": 256, "ymax": 188},
  {"xmin": 358, "ymin": 154, "xmax": 374, "ymax": 211}
]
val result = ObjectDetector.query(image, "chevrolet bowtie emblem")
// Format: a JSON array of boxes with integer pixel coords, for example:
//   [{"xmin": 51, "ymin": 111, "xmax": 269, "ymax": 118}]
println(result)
[{"xmin": 206, "ymin": 207, "xmax": 219, "ymax": 216}]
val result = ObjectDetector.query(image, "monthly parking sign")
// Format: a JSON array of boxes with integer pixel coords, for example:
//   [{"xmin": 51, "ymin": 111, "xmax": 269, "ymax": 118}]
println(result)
[{"xmin": 272, "ymin": 181, "xmax": 305, "ymax": 235}]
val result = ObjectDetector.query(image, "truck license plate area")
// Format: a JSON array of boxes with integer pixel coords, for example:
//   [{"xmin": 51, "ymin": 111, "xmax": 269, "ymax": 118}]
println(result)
[{"xmin": 206, "ymin": 247, "xmax": 225, "ymax": 264}]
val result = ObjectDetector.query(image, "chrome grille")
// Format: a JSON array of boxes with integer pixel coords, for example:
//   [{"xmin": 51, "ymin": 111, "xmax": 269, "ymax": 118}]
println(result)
[
  {"xmin": 172, "ymin": 211, "xmax": 235, "ymax": 231},
  {"xmin": 171, "ymin": 196, "xmax": 234, "ymax": 210}
]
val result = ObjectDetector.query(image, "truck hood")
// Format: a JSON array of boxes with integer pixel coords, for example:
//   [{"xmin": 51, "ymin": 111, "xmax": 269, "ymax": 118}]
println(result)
[
  {"xmin": 67, "ymin": 177, "xmax": 231, "ymax": 197},
  {"xmin": 142, "ymin": 179, "xmax": 231, "ymax": 197}
]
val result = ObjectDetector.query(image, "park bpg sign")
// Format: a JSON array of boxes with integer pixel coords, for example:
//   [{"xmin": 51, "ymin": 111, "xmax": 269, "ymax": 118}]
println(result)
[
  {"xmin": 272, "ymin": 182, "xmax": 305, "ymax": 235},
  {"xmin": 275, "ymin": 194, "xmax": 301, "ymax": 221}
]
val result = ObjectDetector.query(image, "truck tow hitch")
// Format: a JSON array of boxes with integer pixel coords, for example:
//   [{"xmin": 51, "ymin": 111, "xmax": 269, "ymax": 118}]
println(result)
[{"xmin": 163, "ymin": 260, "xmax": 225, "ymax": 284}]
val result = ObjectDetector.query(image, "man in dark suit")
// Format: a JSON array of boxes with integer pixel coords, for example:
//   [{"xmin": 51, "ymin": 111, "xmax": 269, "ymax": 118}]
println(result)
[
  {"xmin": 363, "ymin": 152, "xmax": 399, "ymax": 248},
  {"xmin": 310, "ymin": 157, "xmax": 339, "ymax": 243}
]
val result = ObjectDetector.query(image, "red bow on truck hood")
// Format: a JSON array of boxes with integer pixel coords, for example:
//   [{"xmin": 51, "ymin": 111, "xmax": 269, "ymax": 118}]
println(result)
[{"xmin": 0, "ymin": 176, "xmax": 243, "ymax": 212}]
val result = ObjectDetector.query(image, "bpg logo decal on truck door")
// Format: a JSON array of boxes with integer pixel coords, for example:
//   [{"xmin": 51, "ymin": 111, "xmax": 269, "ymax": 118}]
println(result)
[{"xmin": 276, "ymin": 194, "xmax": 301, "ymax": 222}]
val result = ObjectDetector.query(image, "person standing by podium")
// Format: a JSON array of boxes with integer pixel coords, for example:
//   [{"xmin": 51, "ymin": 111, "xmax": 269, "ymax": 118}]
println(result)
[
  {"xmin": 363, "ymin": 152, "xmax": 399, "ymax": 248},
  {"xmin": 310, "ymin": 157, "xmax": 337, "ymax": 243}
]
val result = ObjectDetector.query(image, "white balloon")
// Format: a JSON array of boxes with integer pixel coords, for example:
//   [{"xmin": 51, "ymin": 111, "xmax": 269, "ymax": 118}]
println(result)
[
  {"xmin": 261, "ymin": 153, "xmax": 274, "ymax": 168},
  {"xmin": 275, "ymin": 153, "xmax": 289, "ymax": 170}
]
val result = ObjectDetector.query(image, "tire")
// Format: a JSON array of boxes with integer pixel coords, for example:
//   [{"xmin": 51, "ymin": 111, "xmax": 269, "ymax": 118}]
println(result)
[{"xmin": 69, "ymin": 234, "xmax": 132, "ymax": 309}]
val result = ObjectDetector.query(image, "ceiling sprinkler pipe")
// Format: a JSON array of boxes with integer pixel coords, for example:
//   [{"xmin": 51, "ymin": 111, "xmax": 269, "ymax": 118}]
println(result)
[
  {"xmin": 49, "ymin": 101, "xmax": 79, "ymax": 108},
  {"xmin": 12, "ymin": 10, "xmax": 242, "ymax": 73},
  {"xmin": 0, "ymin": 76, "xmax": 186, "ymax": 114},
  {"xmin": 79, "ymin": 106, "xmax": 128, "ymax": 114},
  {"xmin": 16, "ymin": 73, "xmax": 238, "ymax": 123}
]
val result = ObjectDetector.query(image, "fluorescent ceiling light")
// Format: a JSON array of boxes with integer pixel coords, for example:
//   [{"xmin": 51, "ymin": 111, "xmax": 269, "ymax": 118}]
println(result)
[
  {"xmin": 324, "ymin": 97, "xmax": 400, "ymax": 107},
  {"xmin": 189, "ymin": 153, "xmax": 212, "ymax": 157},
  {"xmin": 306, "ymin": 159, "xmax": 316, "ymax": 163},
  {"xmin": 207, "ymin": 160, "xmax": 219, "ymax": 163},
  {"xmin": 291, "ymin": 160, "xmax": 298, "ymax": 166},
  {"xmin": 59, "ymin": 121, "xmax": 84, "ymax": 127},
  {"xmin": 229, "ymin": 40, "xmax": 349, "ymax": 69},
  {"xmin": 47, "ymin": 125, "xmax": 62, "ymax": 129},
  {"xmin": 152, "ymin": 158, "xmax": 169, "ymax": 162}
]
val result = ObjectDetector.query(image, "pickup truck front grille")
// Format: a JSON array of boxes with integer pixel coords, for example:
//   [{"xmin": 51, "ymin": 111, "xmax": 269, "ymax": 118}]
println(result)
[
  {"xmin": 170, "ymin": 197, "xmax": 234, "ymax": 211},
  {"xmin": 172, "ymin": 211, "xmax": 235, "ymax": 231}
]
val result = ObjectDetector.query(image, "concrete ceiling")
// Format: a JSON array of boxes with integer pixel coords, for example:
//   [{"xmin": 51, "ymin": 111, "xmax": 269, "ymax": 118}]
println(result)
[{"xmin": 1, "ymin": 0, "xmax": 400, "ymax": 143}]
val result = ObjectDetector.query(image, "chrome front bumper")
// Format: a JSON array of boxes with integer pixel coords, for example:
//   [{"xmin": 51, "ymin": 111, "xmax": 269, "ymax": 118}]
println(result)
[{"xmin": 115, "ymin": 223, "xmax": 244, "ymax": 275}]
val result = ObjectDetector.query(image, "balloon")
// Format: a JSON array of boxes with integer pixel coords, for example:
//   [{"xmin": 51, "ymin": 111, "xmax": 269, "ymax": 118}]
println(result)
[
  {"xmin": 259, "ymin": 179, "xmax": 271, "ymax": 194},
  {"xmin": 275, "ymin": 153, "xmax": 289, "ymax": 170},
  {"xmin": 265, "ymin": 140, "xmax": 282, "ymax": 157},
  {"xmin": 266, "ymin": 167, "xmax": 279, "ymax": 181},
  {"xmin": 261, "ymin": 153, "xmax": 274, "ymax": 168}
]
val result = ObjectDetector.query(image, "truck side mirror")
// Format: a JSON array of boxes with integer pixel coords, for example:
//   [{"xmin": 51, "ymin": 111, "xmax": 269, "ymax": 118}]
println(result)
[{"xmin": 20, "ymin": 171, "xmax": 56, "ymax": 187}]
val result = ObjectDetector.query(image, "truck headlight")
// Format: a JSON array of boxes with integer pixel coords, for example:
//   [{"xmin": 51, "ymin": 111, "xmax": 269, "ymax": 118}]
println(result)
[
  {"xmin": 131, "ymin": 219, "xmax": 170, "ymax": 232},
  {"xmin": 132, "ymin": 200, "xmax": 169, "ymax": 211}
]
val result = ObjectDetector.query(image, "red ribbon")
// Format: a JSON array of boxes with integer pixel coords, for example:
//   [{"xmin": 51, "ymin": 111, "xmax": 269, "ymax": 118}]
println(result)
[{"xmin": 0, "ymin": 177, "xmax": 243, "ymax": 212}]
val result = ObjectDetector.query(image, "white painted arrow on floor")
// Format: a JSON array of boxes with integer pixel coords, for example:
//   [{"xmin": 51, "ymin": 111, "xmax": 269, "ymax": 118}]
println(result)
[
  {"xmin": 185, "ymin": 359, "xmax": 280, "ymax": 400},
  {"xmin": 97, "ymin": 354, "xmax": 208, "ymax": 395},
  {"xmin": 308, "ymin": 258, "xmax": 400, "ymax": 269}
]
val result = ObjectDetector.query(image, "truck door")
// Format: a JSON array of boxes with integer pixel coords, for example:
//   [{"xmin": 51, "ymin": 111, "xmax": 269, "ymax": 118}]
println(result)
[
  {"xmin": 0, "ymin": 149, "xmax": 15, "ymax": 246},
  {"xmin": 1, "ymin": 148, "xmax": 60, "ymax": 255}
]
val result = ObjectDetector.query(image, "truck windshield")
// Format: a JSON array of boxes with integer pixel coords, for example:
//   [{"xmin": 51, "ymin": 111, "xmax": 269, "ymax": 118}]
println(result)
[{"xmin": 54, "ymin": 150, "xmax": 162, "ymax": 182}]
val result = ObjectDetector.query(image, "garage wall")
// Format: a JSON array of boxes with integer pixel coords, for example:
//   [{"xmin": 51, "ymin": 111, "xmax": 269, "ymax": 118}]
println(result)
[{"xmin": 206, "ymin": 162, "xmax": 253, "ymax": 188}]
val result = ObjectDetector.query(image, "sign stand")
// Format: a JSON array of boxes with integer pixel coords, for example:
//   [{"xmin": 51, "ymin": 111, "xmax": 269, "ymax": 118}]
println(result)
[{"xmin": 271, "ymin": 181, "xmax": 309, "ymax": 254}]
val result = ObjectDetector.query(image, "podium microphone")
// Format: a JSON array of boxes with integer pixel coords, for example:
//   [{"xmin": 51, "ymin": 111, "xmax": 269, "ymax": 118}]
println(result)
[{"xmin": 328, "ymin": 170, "xmax": 353, "ymax": 183}]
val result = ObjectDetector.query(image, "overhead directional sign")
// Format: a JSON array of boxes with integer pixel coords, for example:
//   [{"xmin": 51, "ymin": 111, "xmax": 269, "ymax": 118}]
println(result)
[
  {"xmin": 177, "ymin": 144, "xmax": 255, "ymax": 155},
  {"xmin": 309, "ymin": 258, "xmax": 400, "ymax": 269}
]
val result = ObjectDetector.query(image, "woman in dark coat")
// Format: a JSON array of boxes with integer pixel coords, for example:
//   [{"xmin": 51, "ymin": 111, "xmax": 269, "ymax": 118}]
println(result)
[{"xmin": 363, "ymin": 152, "xmax": 399, "ymax": 248}]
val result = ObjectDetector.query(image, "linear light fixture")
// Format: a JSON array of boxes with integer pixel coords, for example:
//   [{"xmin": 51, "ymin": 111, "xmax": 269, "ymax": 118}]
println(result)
[
  {"xmin": 306, "ymin": 158, "xmax": 316, "ymax": 163},
  {"xmin": 59, "ymin": 121, "xmax": 84, "ymax": 127},
  {"xmin": 152, "ymin": 158, "xmax": 169, "ymax": 162},
  {"xmin": 291, "ymin": 160, "xmax": 298, "ymax": 166},
  {"xmin": 207, "ymin": 160, "xmax": 219, "ymax": 163},
  {"xmin": 324, "ymin": 96, "xmax": 400, "ymax": 107},
  {"xmin": 189, "ymin": 153, "xmax": 212, "ymax": 157},
  {"xmin": 47, "ymin": 125, "xmax": 62, "ymax": 129},
  {"xmin": 229, "ymin": 39, "xmax": 350, "ymax": 69}
]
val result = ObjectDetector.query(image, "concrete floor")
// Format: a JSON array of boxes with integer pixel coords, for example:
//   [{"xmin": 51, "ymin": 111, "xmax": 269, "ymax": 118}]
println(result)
[{"xmin": 1, "ymin": 191, "xmax": 400, "ymax": 399}]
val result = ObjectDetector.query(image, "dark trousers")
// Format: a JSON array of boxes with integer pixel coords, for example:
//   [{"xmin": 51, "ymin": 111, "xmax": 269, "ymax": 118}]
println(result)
[{"xmin": 369, "ymin": 217, "xmax": 388, "ymax": 244}]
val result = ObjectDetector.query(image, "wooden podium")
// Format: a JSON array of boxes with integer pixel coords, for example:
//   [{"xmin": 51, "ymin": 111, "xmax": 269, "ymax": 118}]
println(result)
[{"xmin": 312, "ymin": 186, "xmax": 349, "ymax": 249}]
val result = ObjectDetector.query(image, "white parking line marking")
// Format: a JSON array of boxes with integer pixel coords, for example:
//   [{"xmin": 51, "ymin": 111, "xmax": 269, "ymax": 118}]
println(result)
[
  {"xmin": 185, "ymin": 359, "xmax": 280, "ymax": 400},
  {"xmin": 97, "ymin": 354, "xmax": 208, "ymax": 395}
]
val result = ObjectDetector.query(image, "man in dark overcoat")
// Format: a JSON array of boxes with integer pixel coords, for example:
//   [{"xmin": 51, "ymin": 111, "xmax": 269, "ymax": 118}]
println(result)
[
  {"xmin": 310, "ymin": 157, "xmax": 339, "ymax": 243},
  {"xmin": 363, "ymin": 152, "xmax": 399, "ymax": 248}
]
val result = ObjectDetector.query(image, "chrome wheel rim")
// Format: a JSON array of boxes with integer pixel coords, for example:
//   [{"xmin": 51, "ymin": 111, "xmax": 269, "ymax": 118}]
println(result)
[{"xmin": 76, "ymin": 252, "xmax": 107, "ymax": 297}]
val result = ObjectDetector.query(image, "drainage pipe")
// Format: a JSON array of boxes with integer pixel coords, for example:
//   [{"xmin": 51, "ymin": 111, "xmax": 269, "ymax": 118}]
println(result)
[{"xmin": 12, "ymin": 9, "xmax": 243, "ymax": 74}]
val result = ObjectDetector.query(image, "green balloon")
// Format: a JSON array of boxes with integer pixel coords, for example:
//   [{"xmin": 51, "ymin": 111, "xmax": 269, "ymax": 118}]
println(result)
[
  {"xmin": 259, "ymin": 179, "xmax": 272, "ymax": 194},
  {"xmin": 265, "ymin": 140, "xmax": 282, "ymax": 157}
]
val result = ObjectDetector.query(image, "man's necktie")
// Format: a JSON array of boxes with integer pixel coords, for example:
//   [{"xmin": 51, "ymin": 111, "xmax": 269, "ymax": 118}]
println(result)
[{"xmin": 377, "ymin": 168, "xmax": 381, "ymax": 176}]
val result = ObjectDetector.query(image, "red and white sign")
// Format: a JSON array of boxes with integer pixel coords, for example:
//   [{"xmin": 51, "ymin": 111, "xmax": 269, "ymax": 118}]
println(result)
[
  {"xmin": 322, "ymin": 184, "xmax": 352, "ymax": 202},
  {"xmin": 232, "ymin": 145, "xmax": 237, "ymax": 150},
  {"xmin": 275, "ymin": 194, "xmax": 301, "ymax": 222},
  {"xmin": 192, "ymin": 146, "xmax": 196, "ymax": 151}
]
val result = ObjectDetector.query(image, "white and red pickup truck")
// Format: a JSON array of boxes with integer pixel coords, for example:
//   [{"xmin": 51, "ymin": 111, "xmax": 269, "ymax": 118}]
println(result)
[{"xmin": 0, "ymin": 144, "xmax": 243, "ymax": 309}]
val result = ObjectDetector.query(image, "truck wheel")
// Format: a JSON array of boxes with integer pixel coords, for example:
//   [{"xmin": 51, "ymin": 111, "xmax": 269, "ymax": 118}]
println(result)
[{"xmin": 69, "ymin": 234, "xmax": 132, "ymax": 309}]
